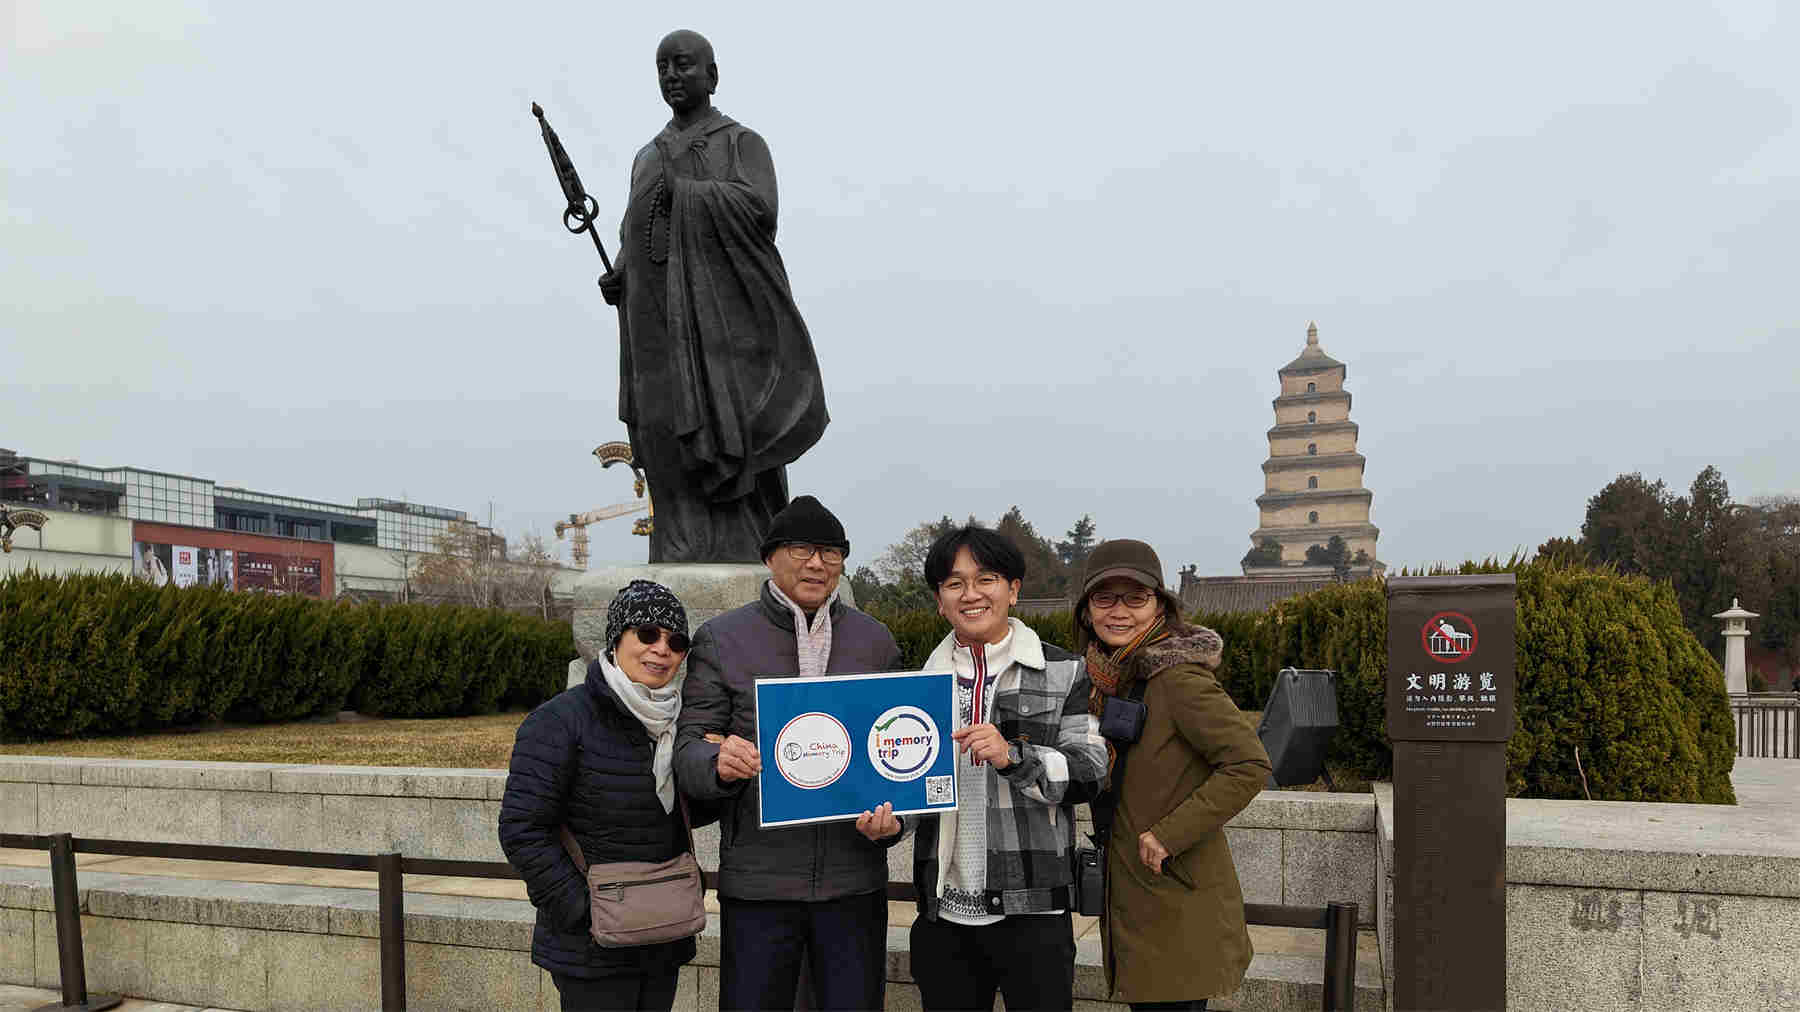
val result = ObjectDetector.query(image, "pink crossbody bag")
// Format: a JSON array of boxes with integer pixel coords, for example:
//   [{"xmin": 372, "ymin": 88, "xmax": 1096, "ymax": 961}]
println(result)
[{"xmin": 558, "ymin": 796, "xmax": 706, "ymax": 948}]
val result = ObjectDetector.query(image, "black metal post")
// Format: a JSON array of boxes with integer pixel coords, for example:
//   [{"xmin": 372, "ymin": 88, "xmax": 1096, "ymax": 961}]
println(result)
[
  {"xmin": 377, "ymin": 851, "xmax": 406, "ymax": 1011},
  {"xmin": 35, "ymin": 833, "xmax": 121, "ymax": 1012},
  {"xmin": 1321, "ymin": 900, "xmax": 1359, "ymax": 1011}
]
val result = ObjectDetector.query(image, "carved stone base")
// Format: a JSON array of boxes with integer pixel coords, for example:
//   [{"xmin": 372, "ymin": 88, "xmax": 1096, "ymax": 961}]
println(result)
[{"xmin": 569, "ymin": 562, "xmax": 856, "ymax": 687}]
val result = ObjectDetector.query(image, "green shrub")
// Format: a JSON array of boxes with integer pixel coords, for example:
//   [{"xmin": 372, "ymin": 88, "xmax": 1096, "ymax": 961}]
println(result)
[
  {"xmin": 1191, "ymin": 562, "xmax": 1735, "ymax": 803},
  {"xmin": 860, "ymin": 562, "xmax": 1737, "ymax": 802},
  {"xmin": 0, "ymin": 571, "xmax": 572, "ymax": 740}
]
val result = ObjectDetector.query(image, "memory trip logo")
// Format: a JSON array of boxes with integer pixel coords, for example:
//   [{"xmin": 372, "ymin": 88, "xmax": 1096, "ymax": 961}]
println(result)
[
  {"xmin": 773, "ymin": 712, "xmax": 852, "ymax": 789},
  {"xmin": 867, "ymin": 705, "xmax": 941, "ymax": 782}
]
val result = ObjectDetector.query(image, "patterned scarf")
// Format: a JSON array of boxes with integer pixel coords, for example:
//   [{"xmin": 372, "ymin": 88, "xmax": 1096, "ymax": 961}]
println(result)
[
  {"xmin": 1086, "ymin": 616, "xmax": 1170, "ymax": 772},
  {"xmin": 767, "ymin": 579, "xmax": 838, "ymax": 679}
]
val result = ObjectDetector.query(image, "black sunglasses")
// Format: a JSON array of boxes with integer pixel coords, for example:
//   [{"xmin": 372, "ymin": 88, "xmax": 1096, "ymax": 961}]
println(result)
[{"xmin": 633, "ymin": 625, "xmax": 691, "ymax": 653}]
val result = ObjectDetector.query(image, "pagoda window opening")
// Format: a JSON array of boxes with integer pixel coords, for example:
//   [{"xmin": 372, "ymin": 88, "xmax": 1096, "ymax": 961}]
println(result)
[
  {"xmin": 1306, "ymin": 382, "xmax": 1316, "ymax": 393},
  {"xmin": 1308, "ymin": 511, "xmax": 1319, "ymax": 524},
  {"xmin": 1308, "ymin": 476, "xmax": 1318, "ymax": 489},
  {"xmin": 1307, "ymin": 410, "xmax": 1317, "ymax": 423},
  {"xmin": 1307, "ymin": 443, "xmax": 1317, "ymax": 455}
]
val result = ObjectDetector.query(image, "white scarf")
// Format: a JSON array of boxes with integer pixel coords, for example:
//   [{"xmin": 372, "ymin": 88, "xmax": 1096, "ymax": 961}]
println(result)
[
  {"xmin": 767, "ymin": 578, "xmax": 838, "ymax": 679},
  {"xmin": 598, "ymin": 653, "xmax": 683, "ymax": 813}
]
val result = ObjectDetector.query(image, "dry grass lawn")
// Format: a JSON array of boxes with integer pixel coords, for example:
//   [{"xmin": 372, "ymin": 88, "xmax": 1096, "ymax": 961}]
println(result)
[
  {"xmin": 0, "ymin": 712, "xmax": 529, "ymax": 768},
  {"xmin": 2, "ymin": 709, "xmax": 1371, "ymax": 789}
]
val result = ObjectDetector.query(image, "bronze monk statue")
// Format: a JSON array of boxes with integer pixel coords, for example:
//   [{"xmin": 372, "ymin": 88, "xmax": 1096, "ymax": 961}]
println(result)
[{"xmin": 597, "ymin": 29, "xmax": 828, "ymax": 563}]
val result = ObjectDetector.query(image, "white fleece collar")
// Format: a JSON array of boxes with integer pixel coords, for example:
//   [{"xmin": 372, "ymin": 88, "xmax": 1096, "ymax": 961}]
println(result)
[{"xmin": 923, "ymin": 617, "xmax": 1044, "ymax": 672}]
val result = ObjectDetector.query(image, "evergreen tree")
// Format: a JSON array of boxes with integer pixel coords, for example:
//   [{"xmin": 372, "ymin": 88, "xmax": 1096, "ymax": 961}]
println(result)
[
  {"xmin": 1056, "ymin": 515, "xmax": 1098, "ymax": 570},
  {"xmin": 1242, "ymin": 538, "xmax": 1283, "ymax": 568},
  {"xmin": 994, "ymin": 505, "xmax": 1070, "ymax": 598}
]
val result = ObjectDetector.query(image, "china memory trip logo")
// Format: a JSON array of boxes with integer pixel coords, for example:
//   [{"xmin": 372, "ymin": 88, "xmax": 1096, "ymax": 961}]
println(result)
[
  {"xmin": 1421, "ymin": 611, "xmax": 1479, "ymax": 664},
  {"xmin": 867, "ymin": 705, "xmax": 941, "ymax": 782},
  {"xmin": 773, "ymin": 712, "xmax": 851, "ymax": 789}
]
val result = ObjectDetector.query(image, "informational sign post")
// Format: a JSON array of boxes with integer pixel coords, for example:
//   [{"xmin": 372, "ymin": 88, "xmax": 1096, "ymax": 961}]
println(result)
[
  {"xmin": 1386, "ymin": 574, "xmax": 1516, "ymax": 1012},
  {"xmin": 754, "ymin": 670, "xmax": 958, "ymax": 828}
]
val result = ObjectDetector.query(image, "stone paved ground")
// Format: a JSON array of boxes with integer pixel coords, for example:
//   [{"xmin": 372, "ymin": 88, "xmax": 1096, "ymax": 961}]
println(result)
[{"xmin": 0, "ymin": 982, "xmax": 241, "ymax": 1012}]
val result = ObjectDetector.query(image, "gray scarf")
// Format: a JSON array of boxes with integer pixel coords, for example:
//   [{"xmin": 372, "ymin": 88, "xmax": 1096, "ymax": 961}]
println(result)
[{"xmin": 597, "ymin": 654, "xmax": 683, "ymax": 812}]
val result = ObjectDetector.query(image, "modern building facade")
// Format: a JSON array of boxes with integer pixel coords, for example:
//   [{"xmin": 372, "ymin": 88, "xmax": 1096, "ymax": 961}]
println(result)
[
  {"xmin": 0, "ymin": 448, "xmax": 509, "ymax": 599},
  {"xmin": 1244, "ymin": 323, "xmax": 1382, "ymax": 577}
]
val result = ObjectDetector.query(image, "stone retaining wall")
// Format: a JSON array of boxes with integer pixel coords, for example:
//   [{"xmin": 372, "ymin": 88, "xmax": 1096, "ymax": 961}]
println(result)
[
  {"xmin": 0, "ymin": 757, "xmax": 1378, "ymax": 925},
  {"xmin": 1374, "ymin": 759, "xmax": 1800, "ymax": 1011}
]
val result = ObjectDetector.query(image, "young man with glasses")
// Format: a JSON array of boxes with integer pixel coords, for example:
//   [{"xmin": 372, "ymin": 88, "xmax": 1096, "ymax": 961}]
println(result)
[
  {"xmin": 907, "ymin": 525, "xmax": 1109, "ymax": 1011},
  {"xmin": 674, "ymin": 495, "xmax": 905, "ymax": 1010}
]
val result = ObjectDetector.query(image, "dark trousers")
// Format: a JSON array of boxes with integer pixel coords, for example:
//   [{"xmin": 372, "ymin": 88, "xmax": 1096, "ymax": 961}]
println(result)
[
  {"xmin": 719, "ymin": 890, "xmax": 888, "ymax": 1011},
  {"xmin": 550, "ymin": 969, "xmax": 680, "ymax": 1012},
  {"xmin": 909, "ymin": 911, "xmax": 1076, "ymax": 1011}
]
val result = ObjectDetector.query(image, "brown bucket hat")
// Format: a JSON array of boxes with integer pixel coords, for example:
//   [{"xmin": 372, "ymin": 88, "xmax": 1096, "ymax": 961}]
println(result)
[{"xmin": 1080, "ymin": 538, "xmax": 1166, "ymax": 596}]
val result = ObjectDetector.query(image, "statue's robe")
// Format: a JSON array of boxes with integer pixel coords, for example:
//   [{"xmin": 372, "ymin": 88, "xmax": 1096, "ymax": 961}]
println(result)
[{"xmin": 615, "ymin": 108, "xmax": 828, "ymax": 562}]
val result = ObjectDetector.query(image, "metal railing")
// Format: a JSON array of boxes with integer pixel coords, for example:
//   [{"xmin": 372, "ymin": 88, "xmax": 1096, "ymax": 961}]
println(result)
[
  {"xmin": 1730, "ymin": 692, "xmax": 1800, "ymax": 759},
  {"xmin": 2, "ymin": 832, "xmax": 1359, "ymax": 1011}
]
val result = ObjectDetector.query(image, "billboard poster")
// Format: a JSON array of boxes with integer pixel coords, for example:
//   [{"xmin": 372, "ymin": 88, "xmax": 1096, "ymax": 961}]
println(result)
[
  {"xmin": 134, "ymin": 542, "xmax": 172, "ymax": 586},
  {"xmin": 239, "ymin": 551, "xmax": 323, "ymax": 597},
  {"xmin": 172, "ymin": 546, "xmax": 200, "ymax": 588},
  {"xmin": 136, "ymin": 541, "xmax": 235, "ymax": 590},
  {"xmin": 753, "ymin": 670, "xmax": 958, "ymax": 828}
]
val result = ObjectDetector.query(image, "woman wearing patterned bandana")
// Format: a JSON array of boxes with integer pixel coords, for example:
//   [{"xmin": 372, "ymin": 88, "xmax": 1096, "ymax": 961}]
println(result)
[
  {"xmin": 1080, "ymin": 540, "xmax": 1271, "ymax": 1011},
  {"xmin": 500, "ymin": 580, "xmax": 699, "ymax": 1011}
]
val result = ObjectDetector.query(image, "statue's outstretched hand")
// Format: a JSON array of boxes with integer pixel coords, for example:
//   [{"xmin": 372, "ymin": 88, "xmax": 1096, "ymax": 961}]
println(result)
[{"xmin": 598, "ymin": 270, "xmax": 623, "ymax": 306}]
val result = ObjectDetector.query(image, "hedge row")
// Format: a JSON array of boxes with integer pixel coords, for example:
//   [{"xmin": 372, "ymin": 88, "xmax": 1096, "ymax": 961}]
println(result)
[
  {"xmin": 866, "ymin": 560, "xmax": 1736, "ymax": 804},
  {"xmin": 0, "ymin": 570, "xmax": 571, "ymax": 740}
]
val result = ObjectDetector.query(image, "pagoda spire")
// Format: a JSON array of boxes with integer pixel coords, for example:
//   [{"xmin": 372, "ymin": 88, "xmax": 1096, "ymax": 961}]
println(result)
[{"xmin": 1306, "ymin": 320, "xmax": 1319, "ymax": 346}]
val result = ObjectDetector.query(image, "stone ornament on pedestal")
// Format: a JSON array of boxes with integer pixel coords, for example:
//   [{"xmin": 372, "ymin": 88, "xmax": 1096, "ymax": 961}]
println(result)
[{"xmin": 1714, "ymin": 598, "xmax": 1759, "ymax": 695}]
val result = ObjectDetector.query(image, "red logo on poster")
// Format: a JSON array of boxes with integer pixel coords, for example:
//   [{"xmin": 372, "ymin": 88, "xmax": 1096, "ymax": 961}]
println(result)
[
  {"xmin": 178, "ymin": 551, "xmax": 192, "ymax": 564},
  {"xmin": 1421, "ymin": 611, "xmax": 1478, "ymax": 663}
]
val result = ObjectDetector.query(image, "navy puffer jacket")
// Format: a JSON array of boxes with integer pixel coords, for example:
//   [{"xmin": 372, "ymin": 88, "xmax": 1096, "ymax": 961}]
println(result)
[{"xmin": 498, "ymin": 663, "xmax": 698, "ymax": 978}]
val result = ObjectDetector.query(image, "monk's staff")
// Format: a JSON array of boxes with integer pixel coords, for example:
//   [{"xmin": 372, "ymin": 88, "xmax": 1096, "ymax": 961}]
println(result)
[{"xmin": 531, "ymin": 102, "xmax": 614, "ymax": 274}]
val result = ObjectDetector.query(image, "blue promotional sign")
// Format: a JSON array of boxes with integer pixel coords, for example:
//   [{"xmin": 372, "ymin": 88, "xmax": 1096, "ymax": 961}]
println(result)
[{"xmin": 754, "ymin": 670, "xmax": 958, "ymax": 828}]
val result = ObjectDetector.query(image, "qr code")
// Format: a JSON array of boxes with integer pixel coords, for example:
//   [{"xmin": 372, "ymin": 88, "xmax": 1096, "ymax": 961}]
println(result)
[{"xmin": 925, "ymin": 775, "xmax": 954, "ymax": 805}]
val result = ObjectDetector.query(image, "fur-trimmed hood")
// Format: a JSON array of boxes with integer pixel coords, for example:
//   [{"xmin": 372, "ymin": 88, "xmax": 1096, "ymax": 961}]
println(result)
[{"xmin": 1125, "ymin": 624, "xmax": 1225, "ymax": 681}]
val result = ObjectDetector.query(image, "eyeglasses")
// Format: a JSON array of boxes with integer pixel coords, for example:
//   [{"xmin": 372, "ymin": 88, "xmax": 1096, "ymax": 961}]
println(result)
[
  {"xmin": 939, "ymin": 572, "xmax": 1007, "ymax": 595},
  {"xmin": 1089, "ymin": 589, "xmax": 1155, "ymax": 610},
  {"xmin": 783, "ymin": 543, "xmax": 845, "ymax": 566},
  {"xmin": 633, "ymin": 625, "xmax": 691, "ymax": 653}
]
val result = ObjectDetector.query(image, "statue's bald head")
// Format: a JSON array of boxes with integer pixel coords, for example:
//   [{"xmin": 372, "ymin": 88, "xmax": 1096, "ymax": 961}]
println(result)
[
  {"xmin": 657, "ymin": 29, "xmax": 714, "ymax": 66},
  {"xmin": 655, "ymin": 29, "xmax": 718, "ymax": 114}
]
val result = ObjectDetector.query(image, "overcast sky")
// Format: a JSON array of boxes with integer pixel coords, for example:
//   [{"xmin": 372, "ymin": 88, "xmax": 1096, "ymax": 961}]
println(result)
[{"xmin": 5, "ymin": 2, "xmax": 1796, "ymax": 581}]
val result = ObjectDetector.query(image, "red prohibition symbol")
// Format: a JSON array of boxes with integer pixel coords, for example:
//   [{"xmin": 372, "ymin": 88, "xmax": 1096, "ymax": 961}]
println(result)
[{"xmin": 1421, "ymin": 611, "xmax": 1479, "ymax": 664}]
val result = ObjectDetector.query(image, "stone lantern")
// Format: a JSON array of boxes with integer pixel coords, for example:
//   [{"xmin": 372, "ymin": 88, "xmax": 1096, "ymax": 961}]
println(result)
[{"xmin": 1713, "ymin": 598, "xmax": 1759, "ymax": 694}]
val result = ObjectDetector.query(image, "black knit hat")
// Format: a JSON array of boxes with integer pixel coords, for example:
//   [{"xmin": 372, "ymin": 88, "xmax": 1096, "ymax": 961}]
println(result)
[
  {"xmin": 758, "ymin": 495, "xmax": 850, "ymax": 561},
  {"xmin": 604, "ymin": 579, "xmax": 688, "ymax": 660}
]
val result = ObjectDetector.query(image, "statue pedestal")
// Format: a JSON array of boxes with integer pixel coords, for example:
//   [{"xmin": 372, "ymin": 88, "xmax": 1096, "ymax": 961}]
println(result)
[{"xmin": 570, "ymin": 562, "xmax": 857, "ymax": 687}]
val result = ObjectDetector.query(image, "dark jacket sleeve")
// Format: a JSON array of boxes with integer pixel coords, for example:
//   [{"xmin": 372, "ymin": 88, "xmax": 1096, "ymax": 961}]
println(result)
[
  {"xmin": 675, "ymin": 624, "xmax": 741, "ymax": 801},
  {"xmin": 497, "ymin": 701, "xmax": 588, "ymax": 934},
  {"xmin": 1150, "ymin": 664, "xmax": 1273, "ymax": 857}
]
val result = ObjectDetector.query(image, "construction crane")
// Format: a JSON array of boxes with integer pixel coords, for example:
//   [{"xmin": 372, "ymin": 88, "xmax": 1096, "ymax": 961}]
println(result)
[
  {"xmin": 556, "ymin": 501, "xmax": 649, "ymax": 569},
  {"xmin": 555, "ymin": 441, "xmax": 653, "ymax": 569}
]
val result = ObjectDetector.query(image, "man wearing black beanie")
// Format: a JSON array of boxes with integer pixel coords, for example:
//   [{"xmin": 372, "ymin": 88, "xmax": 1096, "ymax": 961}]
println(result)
[{"xmin": 674, "ymin": 495, "xmax": 904, "ymax": 1010}]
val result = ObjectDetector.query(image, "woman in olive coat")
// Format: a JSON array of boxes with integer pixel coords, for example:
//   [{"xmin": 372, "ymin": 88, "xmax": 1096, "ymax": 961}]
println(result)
[{"xmin": 1080, "ymin": 540, "xmax": 1271, "ymax": 1010}]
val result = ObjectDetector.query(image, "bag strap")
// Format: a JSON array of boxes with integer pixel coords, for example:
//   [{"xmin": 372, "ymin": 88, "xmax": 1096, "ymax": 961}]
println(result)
[
  {"xmin": 558, "ymin": 825, "xmax": 588, "ymax": 875},
  {"xmin": 1094, "ymin": 677, "xmax": 1152, "ymax": 846},
  {"xmin": 559, "ymin": 794, "xmax": 695, "ymax": 877}
]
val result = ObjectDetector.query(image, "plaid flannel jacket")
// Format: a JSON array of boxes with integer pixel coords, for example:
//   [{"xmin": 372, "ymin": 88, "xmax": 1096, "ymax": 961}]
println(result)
[{"xmin": 910, "ymin": 620, "xmax": 1109, "ymax": 919}]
